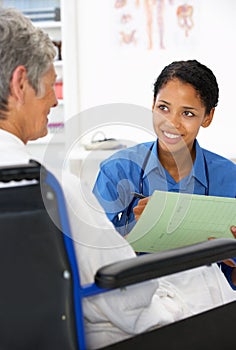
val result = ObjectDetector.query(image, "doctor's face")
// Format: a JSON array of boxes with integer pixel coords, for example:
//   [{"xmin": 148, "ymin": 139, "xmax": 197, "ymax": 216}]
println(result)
[{"xmin": 152, "ymin": 78, "xmax": 214, "ymax": 156}]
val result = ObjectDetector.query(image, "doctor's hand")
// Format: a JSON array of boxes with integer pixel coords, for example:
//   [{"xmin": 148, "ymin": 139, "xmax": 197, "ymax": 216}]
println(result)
[
  {"xmin": 211, "ymin": 225, "xmax": 236, "ymax": 268},
  {"xmin": 228, "ymin": 226, "xmax": 236, "ymax": 286},
  {"xmin": 225, "ymin": 226, "xmax": 236, "ymax": 267},
  {"xmin": 210, "ymin": 226, "xmax": 236, "ymax": 286},
  {"xmin": 230, "ymin": 225, "xmax": 236, "ymax": 238},
  {"xmin": 133, "ymin": 197, "xmax": 150, "ymax": 221}
]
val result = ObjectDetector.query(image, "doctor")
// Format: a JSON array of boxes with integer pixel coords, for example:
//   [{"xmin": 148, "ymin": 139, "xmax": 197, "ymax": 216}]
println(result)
[
  {"xmin": 93, "ymin": 59, "xmax": 236, "ymax": 289},
  {"xmin": 0, "ymin": 8, "xmax": 236, "ymax": 349}
]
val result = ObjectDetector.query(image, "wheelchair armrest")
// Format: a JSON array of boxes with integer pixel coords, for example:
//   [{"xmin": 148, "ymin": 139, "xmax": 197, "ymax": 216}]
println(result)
[
  {"xmin": 0, "ymin": 160, "xmax": 44, "ymax": 182},
  {"xmin": 95, "ymin": 238, "xmax": 236, "ymax": 289}
]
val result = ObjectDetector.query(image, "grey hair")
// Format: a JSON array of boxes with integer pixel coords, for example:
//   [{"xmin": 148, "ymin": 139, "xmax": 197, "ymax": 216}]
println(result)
[{"xmin": 0, "ymin": 7, "xmax": 56, "ymax": 115}]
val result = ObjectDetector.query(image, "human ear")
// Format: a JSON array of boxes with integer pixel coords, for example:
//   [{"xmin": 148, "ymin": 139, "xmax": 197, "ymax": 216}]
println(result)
[
  {"xmin": 10, "ymin": 65, "xmax": 28, "ymax": 104},
  {"xmin": 201, "ymin": 108, "xmax": 215, "ymax": 128}
]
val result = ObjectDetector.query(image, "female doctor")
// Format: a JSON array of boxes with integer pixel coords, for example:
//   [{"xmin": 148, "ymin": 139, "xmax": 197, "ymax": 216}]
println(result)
[{"xmin": 93, "ymin": 60, "xmax": 236, "ymax": 289}]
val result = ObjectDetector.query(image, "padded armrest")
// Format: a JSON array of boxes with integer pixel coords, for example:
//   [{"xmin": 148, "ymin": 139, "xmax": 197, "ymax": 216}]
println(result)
[
  {"xmin": 95, "ymin": 238, "xmax": 236, "ymax": 288},
  {"xmin": 0, "ymin": 160, "xmax": 44, "ymax": 182}
]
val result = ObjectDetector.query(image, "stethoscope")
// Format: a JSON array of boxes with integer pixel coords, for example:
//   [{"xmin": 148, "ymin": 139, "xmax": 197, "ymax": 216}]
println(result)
[{"xmin": 124, "ymin": 141, "xmax": 210, "ymax": 231}]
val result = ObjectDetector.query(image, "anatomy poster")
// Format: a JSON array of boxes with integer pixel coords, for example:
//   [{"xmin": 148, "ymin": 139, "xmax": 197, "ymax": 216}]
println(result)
[
  {"xmin": 113, "ymin": 0, "xmax": 197, "ymax": 51},
  {"xmin": 76, "ymin": 0, "xmax": 236, "ymax": 159}
]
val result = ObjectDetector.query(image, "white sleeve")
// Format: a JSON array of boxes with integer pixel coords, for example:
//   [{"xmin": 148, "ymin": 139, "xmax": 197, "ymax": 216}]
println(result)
[{"xmin": 60, "ymin": 171, "xmax": 189, "ymax": 348}]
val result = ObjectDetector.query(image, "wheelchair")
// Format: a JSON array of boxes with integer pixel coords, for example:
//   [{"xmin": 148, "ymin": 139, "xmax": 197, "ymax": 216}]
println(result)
[{"xmin": 0, "ymin": 161, "xmax": 236, "ymax": 350}]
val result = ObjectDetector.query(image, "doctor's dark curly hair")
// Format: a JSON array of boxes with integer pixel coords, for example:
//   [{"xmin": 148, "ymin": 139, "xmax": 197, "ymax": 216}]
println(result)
[{"xmin": 153, "ymin": 60, "xmax": 219, "ymax": 115}]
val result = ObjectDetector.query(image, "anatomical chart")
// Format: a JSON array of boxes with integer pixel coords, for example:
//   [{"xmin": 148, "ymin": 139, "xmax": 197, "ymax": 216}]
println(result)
[{"xmin": 113, "ymin": 0, "xmax": 195, "ymax": 50}]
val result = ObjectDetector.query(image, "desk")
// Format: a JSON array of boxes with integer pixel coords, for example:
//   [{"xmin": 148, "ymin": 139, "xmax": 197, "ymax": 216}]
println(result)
[{"xmin": 67, "ymin": 146, "xmax": 123, "ymax": 189}]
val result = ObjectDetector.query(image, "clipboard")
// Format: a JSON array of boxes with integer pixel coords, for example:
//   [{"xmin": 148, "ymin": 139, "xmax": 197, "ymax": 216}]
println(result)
[{"xmin": 126, "ymin": 190, "xmax": 236, "ymax": 252}]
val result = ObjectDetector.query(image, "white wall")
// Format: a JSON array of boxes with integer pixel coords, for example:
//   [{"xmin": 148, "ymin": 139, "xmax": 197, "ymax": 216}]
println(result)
[{"xmin": 73, "ymin": 0, "xmax": 236, "ymax": 159}]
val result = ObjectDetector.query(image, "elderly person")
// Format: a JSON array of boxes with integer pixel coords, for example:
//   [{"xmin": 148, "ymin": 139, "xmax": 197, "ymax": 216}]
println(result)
[{"xmin": 0, "ymin": 7, "xmax": 235, "ymax": 349}]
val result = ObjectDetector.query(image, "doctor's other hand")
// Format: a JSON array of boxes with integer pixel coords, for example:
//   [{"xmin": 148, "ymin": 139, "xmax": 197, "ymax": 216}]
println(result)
[
  {"xmin": 133, "ymin": 197, "xmax": 150, "ymax": 221},
  {"xmin": 214, "ymin": 226, "xmax": 236, "ymax": 268},
  {"xmin": 230, "ymin": 225, "xmax": 236, "ymax": 238},
  {"xmin": 229, "ymin": 226, "xmax": 236, "ymax": 285}
]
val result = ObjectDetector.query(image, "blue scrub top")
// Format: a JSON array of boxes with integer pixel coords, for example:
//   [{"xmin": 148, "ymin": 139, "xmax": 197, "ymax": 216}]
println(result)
[{"xmin": 93, "ymin": 139, "xmax": 236, "ymax": 289}]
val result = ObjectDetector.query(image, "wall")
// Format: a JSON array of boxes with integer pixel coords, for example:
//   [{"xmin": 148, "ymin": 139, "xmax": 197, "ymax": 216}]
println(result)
[{"xmin": 75, "ymin": 0, "xmax": 236, "ymax": 159}]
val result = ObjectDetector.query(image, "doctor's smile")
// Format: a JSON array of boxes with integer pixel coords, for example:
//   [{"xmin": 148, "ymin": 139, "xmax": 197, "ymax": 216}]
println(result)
[{"xmin": 161, "ymin": 130, "xmax": 183, "ymax": 144}]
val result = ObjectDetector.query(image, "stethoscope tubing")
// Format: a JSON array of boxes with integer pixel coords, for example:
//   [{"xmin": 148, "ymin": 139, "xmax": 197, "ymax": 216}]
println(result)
[{"xmin": 125, "ymin": 141, "xmax": 209, "ymax": 229}]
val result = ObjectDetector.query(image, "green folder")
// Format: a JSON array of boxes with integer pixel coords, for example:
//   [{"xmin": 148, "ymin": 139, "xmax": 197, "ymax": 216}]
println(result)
[{"xmin": 126, "ymin": 191, "xmax": 236, "ymax": 252}]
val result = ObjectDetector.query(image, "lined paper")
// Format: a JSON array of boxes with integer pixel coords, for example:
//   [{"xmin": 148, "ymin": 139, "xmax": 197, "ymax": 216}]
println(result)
[{"xmin": 127, "ymin": 191, "xmax": 236, "ymax": 252}]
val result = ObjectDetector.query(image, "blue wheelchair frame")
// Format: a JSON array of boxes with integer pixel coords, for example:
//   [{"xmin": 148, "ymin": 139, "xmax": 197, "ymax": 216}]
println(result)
[{"xmin": 45, "ymin": 167, "xmax": 110, "ymax": 349}]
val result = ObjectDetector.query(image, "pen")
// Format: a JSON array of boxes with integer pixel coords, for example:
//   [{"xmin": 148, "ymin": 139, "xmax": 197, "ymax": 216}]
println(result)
[{"xmin": 131, "ymin": 192, "xmax": 146, "ymax": 199}]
